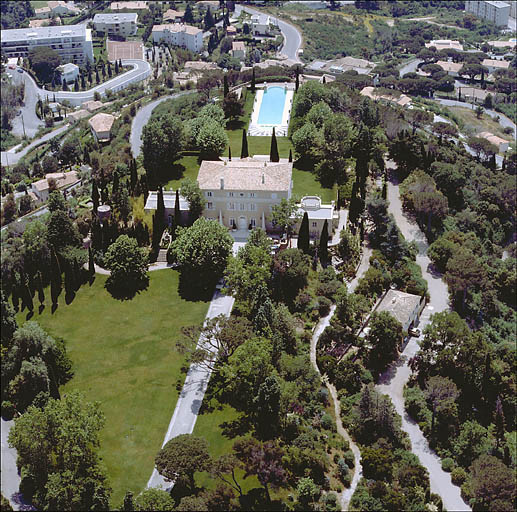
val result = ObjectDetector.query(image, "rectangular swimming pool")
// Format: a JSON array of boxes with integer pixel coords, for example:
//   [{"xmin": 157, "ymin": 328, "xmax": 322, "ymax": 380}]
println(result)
[{"xmin": 257, "ymin": 86, "xmax": 287, "ymax": 125}]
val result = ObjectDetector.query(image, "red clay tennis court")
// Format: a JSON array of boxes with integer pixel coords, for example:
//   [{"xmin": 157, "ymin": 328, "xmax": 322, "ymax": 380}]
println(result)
[{"xmin": 107, "ymin": 40, "xmax": 144, "ymax": 61}]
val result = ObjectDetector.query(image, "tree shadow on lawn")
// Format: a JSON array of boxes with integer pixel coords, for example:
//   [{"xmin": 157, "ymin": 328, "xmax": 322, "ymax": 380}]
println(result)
[
  {"xmin": 156, "ymin": 162, "xmax": 186, "ymax": 187},
  {"xmin": 227, "ymin": 119, "xmax": 246, "ymax": 131},
  {"xmin": 239, "ymin": 488, "xmax": 284, "ymax": 512},
  {"xmin": 105, "ymin": 274, "xmax": 150, "ymax": 301},
  {"xmin": 178, "ymin": 271, "xmax": 215, "ymax": 302}
]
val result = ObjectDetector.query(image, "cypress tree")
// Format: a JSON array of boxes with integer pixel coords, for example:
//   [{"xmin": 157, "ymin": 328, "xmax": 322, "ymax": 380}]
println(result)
[
  {"xmin": 92, "ymin": 180, "xmax": 99, "ymax": 214},
  {"xmin": 223, "ymin": 74, "xmax": 229, "ymax": 97},
  {"xmin": 73, "ymin": 259, "xmax": 82, "ymax": 290},
  {"xmin": 88, "ymin": 247, "xmax": 95, "ymax": 282},
  {"xmin": 382, "ymin": 179, "xmax": 387, "ymax": 200},
  {"xmin": 157, "ymin": 185, "xmax": 165, "ymax": 224},
  {"xmin": 295, "ymin": 68, "xmax": 299, "ymax": 92},
  {"xmin": 119, "ymin": 59, "xmax": 122, "ymax": 70},
  {"xmin": 319, "ymin": 220, "xmax": 329, "ymax": 266},
  {"xmin": 489, "ymin": 153, "xmax": 496, "ymax": 171},
  {"xmin": 270, "ymin": 127, "xmax": 279, "ymax": 162},
  {"xmin": 298, "ymin": 212, "xmax": 310, "ymax": 254},
  {"xmin": 349, "ymin": 181, "xmax": 359, "ymax": 226},
  {"xmin": 241, "ymin": 129, "xmax": 249, "ymax": 158},
  {"xmin": 62, "ymin": 80, "xmax": 68, "ymax": 91},
  {"xmin": 95, "ymin": 69, "xmax": 100, "ymax": 83},
  {"xmin": 115, "ymin": 59, "xmax": 119, "ymax": 74},
  {"xmin": 502, "ymin": 156, "xmax": 506, "ymax": 172},
  {"xmin": 141, "ymin": 174, "xmax": 149, "ymax": 203},
  {"xmin": 64, "ymin": 261, "xmax": 75, "ymax": 299},
  {"xmin": 50, "ymin": 249, "xmax": 62, "ymax": 307},
  {"xmin": 288, "ymin": 148, "xmax": 292, "ymax": 162},
  {"xmin": 251, "ymin": 67, "xmax": 256, "ymax": 93},
  {"xmin": 74, "ymin": 77, "xmax": 79, "ymax": 91},
  {"xmin": 11, "ymin": 276, "xmax": 20, "ymax": 312},
  {"xmin": 322, "ymin": 75, "xmax": 326, "ymax": 84},
  {"xmin": 228, "ymin": 146, "xmax": 232, "ymax": 161},
  {"xmin": 174, "ymin": 189, "xmax": 181, "ymax": 230},
  {"xmin": 130, "ymin": 158, "xmax": 137, "ymax": 194},
  {"xmin": 36, "ymin": 271, "xmax": 45, "ymax": 305}
]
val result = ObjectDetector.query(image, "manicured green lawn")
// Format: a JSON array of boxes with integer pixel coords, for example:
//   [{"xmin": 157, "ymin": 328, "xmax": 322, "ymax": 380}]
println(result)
[
  {"xmin": 193, "ymin": 398, "xmax": 261, "ymax": 493},
  {"xmin": 164, "ymin": 87, "xmax": 335, "ymax": 204},
  {"xmin": 30, "ymin": 0, "xmax": 48, "ymax": 8},
  {"xmin": 17, "ymin": 270, "xmax": 209, "ymax": 506}
]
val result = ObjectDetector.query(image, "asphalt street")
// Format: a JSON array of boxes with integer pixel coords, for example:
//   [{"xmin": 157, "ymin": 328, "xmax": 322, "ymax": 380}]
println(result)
[
  {"xmin": 7, "ymin": 68, "xmax": 43, "ymax": 138},
  {"xmin": 375, "ymin": 162, "xmax": 471, "ymax": 512},
  {"xmin": 1, "ymin": 124, "xmax": 70, "ymax": 167},
  {"xmin": 235, "ymin": 4, "xmax": 302, "ymax": 62},
  {"xmin": 23, "ymin": 59, "xmax": 151, "ymax": 107},
  {"xmin": 130, "ymin": 91, "xmax": 192, "ymax": 158}
]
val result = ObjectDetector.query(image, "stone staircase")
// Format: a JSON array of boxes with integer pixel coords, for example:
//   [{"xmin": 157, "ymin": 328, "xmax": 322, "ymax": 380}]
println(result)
[{"xmin": 157, "ymin": 249, "xmax": 168, "ymax": 263}]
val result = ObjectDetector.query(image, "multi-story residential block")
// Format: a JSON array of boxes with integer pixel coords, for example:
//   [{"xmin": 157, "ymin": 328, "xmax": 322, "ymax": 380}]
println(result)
[
  {"xmin": 57, "ymin": 62, "xmax": 79, "ymax": 83},
  {"xmin": 465, "ymin": 1, "xmax": 510, "ymax": 27},
  {"xmin": 151, "ymin": 23, "xmax": 203, "ymax": 53},
  {"xmin": 93, "ymin": 13, "xmax": 138, "ymax": 37},
  {"xmin": 110, "ymin": 1, "xmax": 148, "ymax": 10},
  {"xmin": 0, "ymin": 24, "xmax": 94, "ymax": 65},
  {"xmin": 251, "ymin": 13, "xmax": 272, "ymax": 35},
  {"xmin": 197, "ymin": 157, "xmax": 293, "ymax": 231}
]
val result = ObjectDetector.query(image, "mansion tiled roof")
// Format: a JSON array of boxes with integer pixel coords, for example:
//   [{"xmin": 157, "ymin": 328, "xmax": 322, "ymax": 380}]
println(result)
[{"xmin": 197, "ymin": 158, "xmax": 292, "ymax": 192}]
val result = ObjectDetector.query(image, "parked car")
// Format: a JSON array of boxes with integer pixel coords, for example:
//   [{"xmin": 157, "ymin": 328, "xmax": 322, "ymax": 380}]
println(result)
[
  {"xmin": 17, "ymin": 68, "xmax": 23, "ymax": 73},
  {"xmin": 409, "ymin": 327, "xmax": 421, "ymax": 337}
]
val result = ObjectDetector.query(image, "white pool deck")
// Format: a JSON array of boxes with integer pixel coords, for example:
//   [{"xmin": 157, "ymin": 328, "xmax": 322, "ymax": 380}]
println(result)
[{"xmin": 248, "ymin": 83, "xmax": 294, "ymax": 136}]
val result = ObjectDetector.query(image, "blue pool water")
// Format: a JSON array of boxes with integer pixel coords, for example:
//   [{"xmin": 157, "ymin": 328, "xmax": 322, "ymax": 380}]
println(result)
[{"xmin": 257, "ymin": 87, "xmax": 286, "ymax": 125}]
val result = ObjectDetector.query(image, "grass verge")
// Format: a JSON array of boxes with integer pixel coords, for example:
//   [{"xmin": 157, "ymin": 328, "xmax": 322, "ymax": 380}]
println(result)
[{"xmin": 16, "ymin": 270, "xmax": 209, "ymax": 506}]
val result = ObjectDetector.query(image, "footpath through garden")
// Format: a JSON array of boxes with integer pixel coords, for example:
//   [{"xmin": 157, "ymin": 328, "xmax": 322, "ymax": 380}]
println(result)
[
  {"xmin": 309, "ymin": 236, "xmax": 374, "ymax": 510},
  {"xmin": 147, "ymin": 289, "xmax": 235, "ymax": 491},
  {"xmin": 374, "ymin": 160, "xmax": 471, "ymax": 511}
]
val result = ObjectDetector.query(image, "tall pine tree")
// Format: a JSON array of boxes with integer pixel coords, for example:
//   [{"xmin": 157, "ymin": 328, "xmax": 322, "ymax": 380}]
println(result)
[
  {"xmin": 319, "ymin": 220, "xmax": 329, "ymax": 266},
  {"xmin": 241, "ymin": 129, "xmax": 249, "ymax": 158},
  {"xmin": 251, "ymin": 67, "xmax": 256, "ymax": 93},
  {"xmin": 88, "ymin": 246, "xmax": 95, "ymax": 283},
  {"xmin": 270, "ymin": 127, "xmax": 279, "ymax": 162},
  {"xmin": 92, "ymin": 180, "xmax": 99, "ymax": 214},
  {"xmin": 228, "ymin": 146, "xmax": 232, "ymax": 161},
  {"xmin": 288, "ymin": 148, "xmax": 292, "ymax": 162},
  {"xmin": 174, "ymin": 189, "xmax": 181, "ymax": 230},
  {"xmin": 50, "ymin": 248, "xmax": 62, "ymax": 307},
  {"xmin": 298, "ymin": 212, "xmax": 310, "ymax": 254},
  {"xmin": 223, "ymin": 74, "xmax": 229, "ymax": 97}
]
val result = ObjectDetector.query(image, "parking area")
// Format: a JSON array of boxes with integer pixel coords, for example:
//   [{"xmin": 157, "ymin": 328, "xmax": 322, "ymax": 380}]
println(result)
[{"xmin": 107, "ymin": 40, "xmax": 144, "ymax": 61}]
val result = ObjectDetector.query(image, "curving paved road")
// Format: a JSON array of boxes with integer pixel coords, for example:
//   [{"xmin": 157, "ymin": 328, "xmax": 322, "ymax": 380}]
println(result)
[
  {"xmin": 130, "ymin": 91, "xmax": 192, "ymax": 158},
  {"xmin": 375, "ymin": 161, "xmax": 471, "ymax": 512},
  {"xmin": 433, "ymin": 98, "xmax": 516, "ymax": 137},
  {"xmin": 235, "ymin": 4, "xmax": 302, "ymax": 63},
  {"xmin": 399, "ymin": 58, "xmax": 423, "ymax": 78},
  {"xmin": 22, "ymin": 59, "xmax": 151, "ymax": 107},
  {"xmin": 8, "ymin": 69, "xmax": 43, "ymax": 138},
  {"xmin": 1, "ymin": 123, "xmax": 70, "ymax": 167}
]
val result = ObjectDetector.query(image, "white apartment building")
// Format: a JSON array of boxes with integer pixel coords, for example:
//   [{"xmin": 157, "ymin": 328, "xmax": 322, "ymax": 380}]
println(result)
[
  {"xmin": 251, "ymin": 13, "xmax": 272, "ymax": 35},
  {"xmin": 465, "ymin": 1, "xmax": 510, "ymax": 27},
  {"xmin": 0, "ymin": 24, "xmax": 94, "ymax": 65},
  {"xmin": 93, "ymin": 13, "xmax": 138, "ymax": 37},
  {"xmin": 151, "ymin": 23, "xmax": 203, "ymax": 53},
  {"xmin": 57, "ymin": 62, "xmax": 79, "ymax": 83},
  {"xmin": 197, "ymin": 157, "xmax": 293, "ymax": 231}
]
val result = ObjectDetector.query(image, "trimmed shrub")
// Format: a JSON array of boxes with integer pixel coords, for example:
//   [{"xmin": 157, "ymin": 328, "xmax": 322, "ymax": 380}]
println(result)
[
  {"xmin": 321, "ymin": 413, "xmax": 333, "ymax": 430},
  {"xmin": 1, "ymin": 401, "xmax": 15, "ymax": 420},
  {"xmin": 451, "ymin": 466, "xmax": 467, "ymax": 486},
  {"xmin": 343, "ymin": 449, "xmax": 355, "ymax": 469},
  {"xmin": 317, "ymin": 296, "xmax": 332, "ymax": 317},
  {"xmin": 441, "ymin": 457, "xmax": 454, "ymax": 472}
]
